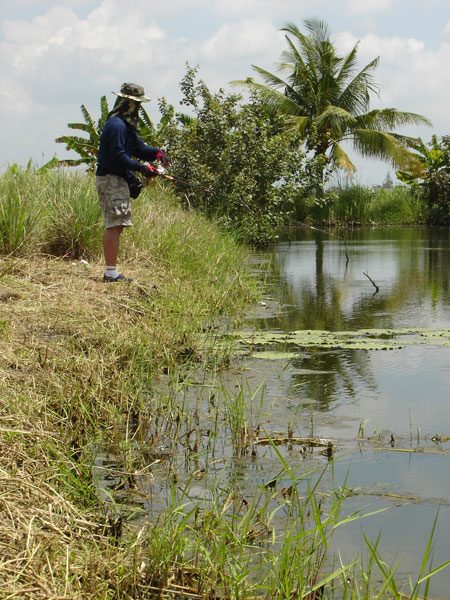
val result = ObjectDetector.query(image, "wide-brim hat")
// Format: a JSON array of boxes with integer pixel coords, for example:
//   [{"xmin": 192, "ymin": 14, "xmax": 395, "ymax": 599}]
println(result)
[{"xmin": 112, "ymin": 82, "xmax": 151, "ymax": 102}]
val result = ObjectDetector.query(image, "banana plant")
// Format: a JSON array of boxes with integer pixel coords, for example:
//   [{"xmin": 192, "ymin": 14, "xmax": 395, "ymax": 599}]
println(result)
[
  {"xmin": 55, "ymin": 97, "xmax": 171, "ymax": 171},
  {"xmin": 396, "ymin": 135, "xmax": 450, "ymax": 185},
  {"xmin": 55, "ymin": 96, "xmax": 110, "ymax": 171}
]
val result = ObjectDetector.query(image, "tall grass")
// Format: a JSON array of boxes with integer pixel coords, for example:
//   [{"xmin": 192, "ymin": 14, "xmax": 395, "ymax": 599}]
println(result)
[
  {"xmin": 0, "ymin": 165, "xmax": 46, "ymax": 254},
  {"xmin": 310, "ymin": 184, "xmax": 427, "ymax": 225},
  {"xmin": 0, "ymin": 165, "xmax": 103, "ymax": 257},
  {"xmin": 330, "ymin": 184, "xmax": 375, "ymax": 223},
  {"xmin": 0, "ymin": 167, "xmax": 261, "ymax": 596},
  {"xmin": 368, "ymin": 186, "xmax": 426, "ymax": 224},
  {"xmin": 42, "ymin": 170, "xmax": 103, "ymax": 259}
]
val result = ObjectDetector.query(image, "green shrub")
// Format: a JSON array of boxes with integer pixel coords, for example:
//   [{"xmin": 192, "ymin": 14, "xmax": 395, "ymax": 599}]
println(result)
[{"xmin": 160, "ymin": 66, "xmax": 319, "ymax": 245}]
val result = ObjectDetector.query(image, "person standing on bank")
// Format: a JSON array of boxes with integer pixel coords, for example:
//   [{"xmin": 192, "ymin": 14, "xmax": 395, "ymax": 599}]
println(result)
[{"xmin": 96, "ymin": 82, "xmax": 169, "ymax": 282}]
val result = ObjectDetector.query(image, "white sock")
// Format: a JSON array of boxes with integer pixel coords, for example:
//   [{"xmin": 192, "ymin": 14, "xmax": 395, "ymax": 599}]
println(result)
[{"xmin": 105, "ymin": 265, "xmax": 119, "ymax": 278}]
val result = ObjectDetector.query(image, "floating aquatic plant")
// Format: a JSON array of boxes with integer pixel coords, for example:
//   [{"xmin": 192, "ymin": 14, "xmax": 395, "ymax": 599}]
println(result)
[{"xmin": 236, "ymin": 327, "xmax": 450, "ymax": 354}]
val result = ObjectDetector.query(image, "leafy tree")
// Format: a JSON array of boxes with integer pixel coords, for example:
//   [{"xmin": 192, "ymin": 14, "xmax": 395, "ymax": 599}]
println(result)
[
  {"xmin": 397, "ymin": 135, "xmax": 450, "ymax": 223},
  {"xmin": 160, "ymin": 65, "xmax": 321, "ymax": 243},
  {"xmin": 234, "ymin": 19, "xmax": 431, "ymax": 192},
  {"xmin": 56, "ymin": 97, "xmax": 169, "ymax": 171}
]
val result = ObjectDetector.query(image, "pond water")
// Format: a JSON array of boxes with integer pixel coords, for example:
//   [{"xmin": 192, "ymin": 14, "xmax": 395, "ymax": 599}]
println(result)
[
  {"xmin": 95, "ymin": 226, "xmax": 450, "ymax": 597},
  {"xmin": 243, "ymin": 226, "xmax": 450, "ymax": 595}
]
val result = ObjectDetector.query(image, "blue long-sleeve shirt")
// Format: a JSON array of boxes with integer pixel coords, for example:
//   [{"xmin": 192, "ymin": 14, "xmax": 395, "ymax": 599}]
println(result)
[{"xmin": 96, "ymin": 116, "xmax": 158, "ymax": 181}]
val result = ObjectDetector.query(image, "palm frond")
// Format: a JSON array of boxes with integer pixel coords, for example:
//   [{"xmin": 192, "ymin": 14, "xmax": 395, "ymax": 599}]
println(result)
[
  {"xmin": 55, "ymin": 136, "xmax": 98, "ymax": 158},
  {"xmin": 283, "ymin": 115, "xmax": 310, "ymax": 135},
  {"xmin": 302, "ymin": 18, "xmax": 331, "ymax": 44},
  {"xmin": 351, "ymin": 129, "xmax": 421, "ymax": 168},
  {"xmin": 139, "ymin": 105, "xmax": 155, "ymax": 130},
  {"xmin": 280, "ymin": 35, "xmax": 317, "ymax": 94},
  {"xmin": 280, "ymin": 32, "xmax": 317, "ymax": 83},
  {"xmin": 280, "ymin": 34, "xmax": 308, "ymax": 73},
  {"xmin": 315, "ymin": 105, "xmax": 357, "ymax": 135},
  {"xmin": 338, "ymin": 57, "xmax": 380, "ymax": 114},
  {"xmin": 281, "ymin": 23, "xmax": 319, "ymax": 83},
  {"xmin": 232, "ymin": 80, "xmax": 305, "ymax": 117},
  {"xmin": 330, "ymin": 141, "xmax": 357, "ymax": 172},
  {"xmin": 36, "ymin": 156, "xmax": 58, "ymax": 173},
  {"xmin": 336, "ymin": 43, "xmax": 360, "ymax": 86},
  {"xmin": 99, "ymin": 96, "xmax": 109, "ymax": 129},
  {"xmin": 55, "ymin": 135, "xmax": 88, "ymax": 146},
  {"xmin": 56, "ymin": 157, "xmax": 93, "ymax": 168},
  {"xmin": 354, "ymin": 108, "xmax": 432, "ymax": 130},
  {"xmin": 389, "ymin": 132, "xmax": 424, "ymax": 148},
  {"xmin": 248, "ymin": 65, "xmax": 290, "ymax": 91},
  {"xmin": 67, "ymin": 123, "xmax": 93, "ymax": 133}
]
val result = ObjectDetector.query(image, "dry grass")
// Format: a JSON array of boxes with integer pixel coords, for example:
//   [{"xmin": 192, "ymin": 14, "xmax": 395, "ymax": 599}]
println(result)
[
  {"xmin": 0, "ymin": 250, "xmax": 252, "ymax": 598},
  {"xmin": 0, "ymin": 257, "xmax": 139, "ymax": 596}
]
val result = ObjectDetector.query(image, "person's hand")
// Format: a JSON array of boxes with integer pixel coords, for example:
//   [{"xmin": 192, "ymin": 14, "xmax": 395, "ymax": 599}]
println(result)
[
  {"xmin": 156, "ymin": 150, "xmax": 169, "ymax": 168},
  {"xmin": 141, "ymin": 164, "xmax": 159, "ymax": 178}
]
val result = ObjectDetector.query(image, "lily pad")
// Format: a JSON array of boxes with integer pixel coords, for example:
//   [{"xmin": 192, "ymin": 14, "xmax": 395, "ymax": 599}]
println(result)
[{"xmin": 236, "ymin": 327, "xmax": 450, "ymax": 353}]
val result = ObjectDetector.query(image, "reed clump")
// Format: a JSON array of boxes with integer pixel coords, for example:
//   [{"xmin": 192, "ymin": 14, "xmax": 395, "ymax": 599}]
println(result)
[{"xmin": 311, "ymin": 184, "xmax": 427, "ymax": 225}]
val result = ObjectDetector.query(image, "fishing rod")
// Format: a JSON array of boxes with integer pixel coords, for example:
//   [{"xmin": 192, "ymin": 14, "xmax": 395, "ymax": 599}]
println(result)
[{"xmin": 154, "ymin": 165, "xmax": 213, "ymax": 194}]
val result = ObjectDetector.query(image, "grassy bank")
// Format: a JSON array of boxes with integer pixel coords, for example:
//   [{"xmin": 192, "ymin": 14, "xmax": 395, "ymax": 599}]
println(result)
[
  {"xmin": 0, "ymin": 169, "xmax": 259, "ymax": 597},
  {"xmin": 0, "ymin": 169, "xmax": 446, "ymax": 598}
]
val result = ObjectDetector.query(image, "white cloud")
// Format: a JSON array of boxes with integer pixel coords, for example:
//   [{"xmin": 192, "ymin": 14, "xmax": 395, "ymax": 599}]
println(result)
[
  {"xmin": 202, "ymin": 18, "xmax": 283, "ymax": 61},
  {"xmin": 348, "ymin": 0, "xmax": 391, "ymax": 14},
  {"xmin": 443, "ymin": 20, "xmax": 450, "ymax": 40},
  {"xmin": 212, "ymin": 0, "xmax": 341, "ymax": 17},
  {"xmin": 0, "ymin": 0, "xmax": 190, "ymax": 166}
]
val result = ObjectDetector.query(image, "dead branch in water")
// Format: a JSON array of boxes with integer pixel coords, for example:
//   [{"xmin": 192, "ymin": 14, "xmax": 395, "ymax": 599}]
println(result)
[{"xmin": 363, "ymin": 271, "xmax": 379, "ymax": 293}]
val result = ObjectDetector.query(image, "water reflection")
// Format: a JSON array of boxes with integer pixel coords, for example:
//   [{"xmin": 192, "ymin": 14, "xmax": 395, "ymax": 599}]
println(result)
[
  {"xmin": 247, "ymin": 227, "xmax": 450, "ymax": 433},
  {"xmin": 239, "ymin": 227, "xmax": 450, "ymax": 595},
  {"xmin": 262, "ymin": 227, "xmax": 450, "ymax": 332},
  {"xmin": 103, "ymin": 227, "xmax": 450, "ymax": 597}
]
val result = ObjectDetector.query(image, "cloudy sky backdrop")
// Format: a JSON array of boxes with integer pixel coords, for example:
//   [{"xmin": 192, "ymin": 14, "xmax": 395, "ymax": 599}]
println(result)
[{"xmin": 2, "ymin": 0, "xmax": 450, "ymax": 184}]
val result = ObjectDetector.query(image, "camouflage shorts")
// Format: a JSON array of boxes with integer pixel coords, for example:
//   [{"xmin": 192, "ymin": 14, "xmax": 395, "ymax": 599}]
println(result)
[{"xmin": 96, "ymin": 175, "xmax": 133, "ymax": 228}]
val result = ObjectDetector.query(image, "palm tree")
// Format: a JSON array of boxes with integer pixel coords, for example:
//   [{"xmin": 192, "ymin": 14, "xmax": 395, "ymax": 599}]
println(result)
[{"xmin": 234, "ymin": 19, "xmax": 431, "ymax": 187}]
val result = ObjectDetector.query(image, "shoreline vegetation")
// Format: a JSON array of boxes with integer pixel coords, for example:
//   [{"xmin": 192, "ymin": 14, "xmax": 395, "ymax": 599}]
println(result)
[
  {"xmin": 1, "ymin": 168, "xmax": 448, "ymax": 598},
  {"xmin": 0, "ymin": 168, "xmax": 259, "ymax": 597}
]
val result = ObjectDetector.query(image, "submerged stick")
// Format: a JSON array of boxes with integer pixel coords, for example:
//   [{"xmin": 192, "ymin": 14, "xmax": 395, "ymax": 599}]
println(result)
[
  {"xmin": 357, "ymin": 445, "xmax": 450, "ymax": 455},
  {"xmin": 253, "ymin": 436, "xmax": 332, "ymax": 447},
  {"xmin": 363, "ymin": 271, "xmax": 379, "ymax": 293}
]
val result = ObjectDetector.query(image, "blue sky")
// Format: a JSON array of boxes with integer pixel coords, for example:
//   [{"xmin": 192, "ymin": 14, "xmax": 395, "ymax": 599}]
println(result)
[{"xmin": 2, "ymin": 0, "xmax": 450, "ymax": 184}]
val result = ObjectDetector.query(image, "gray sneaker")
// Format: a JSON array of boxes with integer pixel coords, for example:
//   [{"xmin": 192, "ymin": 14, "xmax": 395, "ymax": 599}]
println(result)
[{"xmin": 103, "ymin": 273, "xmax": 133, "ymax": 283}]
